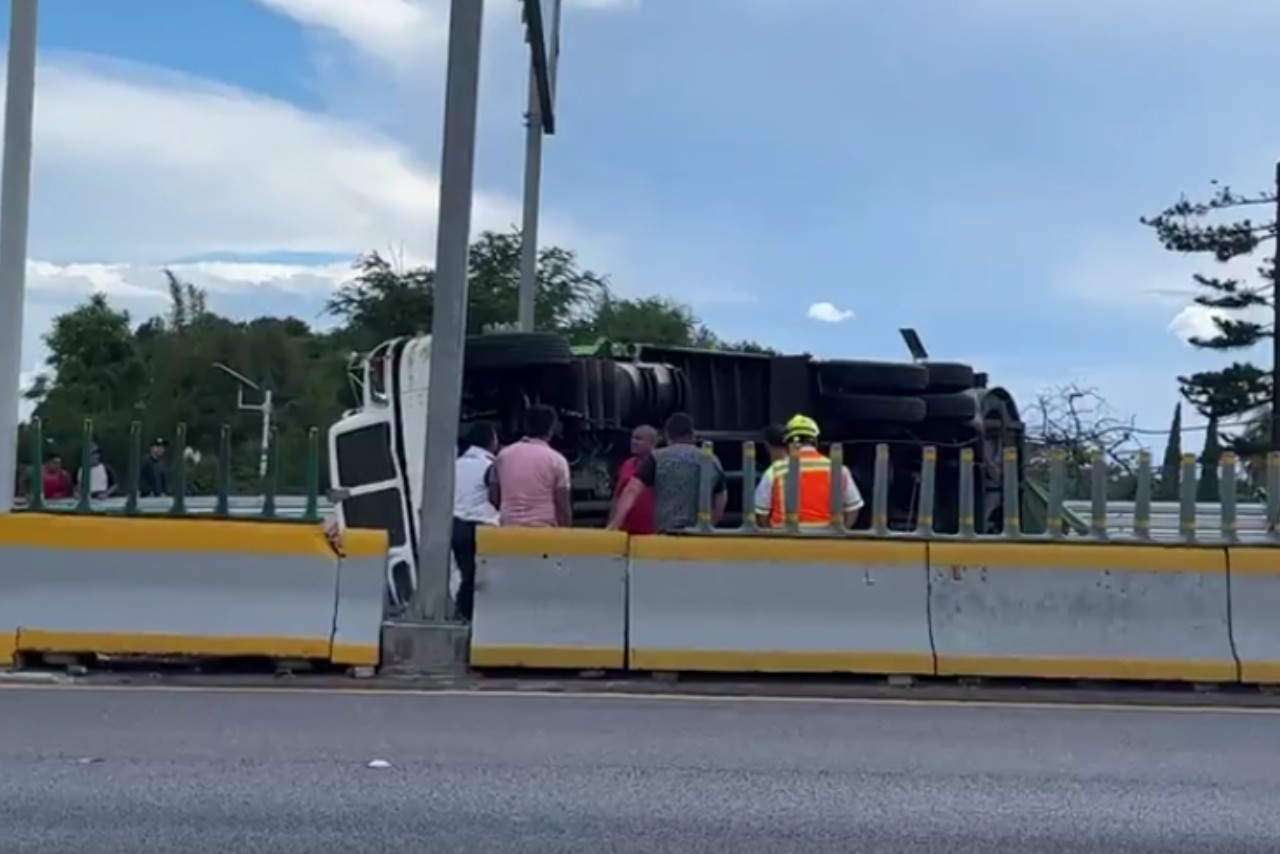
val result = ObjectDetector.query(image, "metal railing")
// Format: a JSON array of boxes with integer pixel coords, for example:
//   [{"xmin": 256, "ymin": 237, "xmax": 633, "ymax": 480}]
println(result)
[
  {"xmin": 14, "ymin": 417, "xmax": 325, "ymax": 523},
  {"xmin": 696, "ymin": 442, "xmax": 1280, "ymax": 544}
]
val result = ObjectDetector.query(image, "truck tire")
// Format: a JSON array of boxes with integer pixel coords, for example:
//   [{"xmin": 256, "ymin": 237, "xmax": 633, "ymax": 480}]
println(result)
[
  {"xmin": 923, "ymin": 361, "xmax": 975, "ymax": 392},
  {"xmin": 923, "ymin": 391, "xmax": 978, "ymax": 420},
  {"xmin": 824, "ymin": 393, "xmax": 926, "ymax": 423},
  {"xmin": 817, "ymin": 360, "xmax": 929, "ymax": 392},
  {"xmin": 465, "ymin": 332, "xmax": 573, "ymax": 369}
]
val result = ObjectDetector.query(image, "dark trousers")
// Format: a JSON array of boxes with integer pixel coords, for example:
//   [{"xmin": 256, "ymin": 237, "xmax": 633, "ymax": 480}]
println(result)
[{"xmin": 451, "ymin": 518, "xmax": 478, "ymax": 621}]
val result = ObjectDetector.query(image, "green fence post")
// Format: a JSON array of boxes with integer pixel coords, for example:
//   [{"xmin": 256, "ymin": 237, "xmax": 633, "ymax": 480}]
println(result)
[
  {"xmin": 261, "ymin": 427, "xmax": 279, "ymax": 519},
  {"xmin": 124, "ymin": 421, "xmax": 141, "ymax": 515},
  {"xmin": 215, "ymin": 424, "xmax": 231, "ymax": 517},
  {"xmin": 75, "ymin": 418, "xmax": 94, "ymax": 513},
  {"xmin": 27, "ymin": 416, "xmax": 44, "ymax": 511},
  {"xmin": 303, "ymin": 427, "xmax": 320, "ymax": 523},
  {"xmin": 169, "ymin": 423, "xmax": 188, "ymax": 515}
]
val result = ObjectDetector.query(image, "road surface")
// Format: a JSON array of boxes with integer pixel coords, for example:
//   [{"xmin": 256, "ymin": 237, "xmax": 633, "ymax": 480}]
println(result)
[{"xmin": 1, "ymin": 685, "xmax": 1277, "ymax": 852}]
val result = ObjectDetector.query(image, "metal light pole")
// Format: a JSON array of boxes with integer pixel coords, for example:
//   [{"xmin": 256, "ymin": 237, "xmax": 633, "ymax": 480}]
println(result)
[
  {"xmin": 212, "ymin": 363, "xmax": 274, "ymax": 478},
  {"xmin": 516, "ymin": 0, "xmax": 560, "ymax": 332},
  {"xmin": 0, "ymin": 0, "xmax": 39, "ymax": 514},
  {"xmin": 410, "ymin": 0, "xmax": 485, "ymax": 624},
  {"xmin": 1271, "ymin": 161, "xmax": 1279, "ymax": 453}
]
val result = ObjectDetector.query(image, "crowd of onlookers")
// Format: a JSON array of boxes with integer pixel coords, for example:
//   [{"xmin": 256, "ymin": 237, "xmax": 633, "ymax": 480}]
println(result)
[
  {"xmin": 13, "ymin": 437, "xmax": 173, "ymax": 502},
  {"xmin": 449, "ymin": 405, "xmax": 865, "ymax": 620}
]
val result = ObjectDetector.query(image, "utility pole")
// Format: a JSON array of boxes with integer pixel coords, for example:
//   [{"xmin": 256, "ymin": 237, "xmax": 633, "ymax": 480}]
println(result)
[
  {"xmin": 516, "ymin": 0, "xmax": 560, "ymax": 332},
  {"xmin": 410, "ymin": 0, "xmax": 485, "ymax": 627},
  {"xmin": 1271, "ymin": 161, "xmax": 1280, "ymax": 453},
  {"xmin": 0, "ymin": 0, "xmax": 39, "ymax": 514}
]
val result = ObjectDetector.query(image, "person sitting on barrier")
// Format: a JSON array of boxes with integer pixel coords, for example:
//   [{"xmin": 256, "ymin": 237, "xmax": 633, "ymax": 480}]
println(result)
[
  {"xmin": 754, "ymin": 414, "xmax": 863, "ymax": 529},
  {"xmin": 452, "ymin": 421, "xmax": 501, "ymax": 621},
  {"xmin": 490, "ymin": 404, "xmax": 572, "ymax": 528},
  {"xmin": 611, "ymin": 425, "xmax": 658, "ymax": 535},
  {"xmin": 608, "ymin": 412, "xmax": 726, "ymax": 533}
]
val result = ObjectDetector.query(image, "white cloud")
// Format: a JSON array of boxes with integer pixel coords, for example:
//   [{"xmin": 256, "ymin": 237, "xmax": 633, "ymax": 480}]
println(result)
[
  {"xmin": 254, "ymin": 0, "xmax": 447, "ymax": 65},
  {"xmin": 253, "ymin": 0, "xmax": 637, "ymax": 68},
  {"xmin": 26, "ymin": 260, "xmax": 353, "ymax": 301},
  {"xmin": 27, "ymin": 56, "xmax": 529, "ymax": 264},
  {"xmin": 806, "ymin": 301, "xmax": 854, "ymax": 323}
]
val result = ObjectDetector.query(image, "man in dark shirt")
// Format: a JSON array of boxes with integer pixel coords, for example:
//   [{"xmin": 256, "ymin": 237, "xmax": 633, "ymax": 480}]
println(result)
[
  {"xmin": 608, "ymin": 412, "xmax": 726, "ymax": 533},
  {"xmin": 139, "ymin": 438, "xmax": 169, "ymax": 497}
]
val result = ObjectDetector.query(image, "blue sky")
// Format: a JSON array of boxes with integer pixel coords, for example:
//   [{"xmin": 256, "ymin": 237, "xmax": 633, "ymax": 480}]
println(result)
[{"xmin": 9, "ymin": 0, "xmax": 1279, "ymax": 444}]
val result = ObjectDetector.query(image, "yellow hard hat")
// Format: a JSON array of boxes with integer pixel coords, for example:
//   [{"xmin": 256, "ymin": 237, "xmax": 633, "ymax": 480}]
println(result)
[{"xmin": 783, "ymin": 414, "xmax": 820, "ymax": 442}]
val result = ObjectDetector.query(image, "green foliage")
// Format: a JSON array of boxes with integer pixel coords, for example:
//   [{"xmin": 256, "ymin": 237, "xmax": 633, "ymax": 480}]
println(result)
[
  {"xmin": 1141, "ymin": 180, "xmax": 1275, "ymax": 419},
  {"xmin": 24, "ymin": 229, "xmax": 772, "ymax": 492}
]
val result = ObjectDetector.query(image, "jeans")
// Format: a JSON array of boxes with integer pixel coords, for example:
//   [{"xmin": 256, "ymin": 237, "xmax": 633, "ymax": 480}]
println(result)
[{"xmin": 450, "ymin": 517, "xmax": 478, "ymax": 621}]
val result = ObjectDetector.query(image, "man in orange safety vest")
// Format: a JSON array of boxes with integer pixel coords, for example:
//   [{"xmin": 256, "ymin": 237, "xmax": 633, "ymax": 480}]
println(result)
[{"xmin": 753, "ymin": 414, "xmax": 863, "ymax": 529}]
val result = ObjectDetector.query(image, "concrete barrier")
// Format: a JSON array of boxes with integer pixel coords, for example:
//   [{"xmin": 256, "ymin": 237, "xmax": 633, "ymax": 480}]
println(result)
[
  {"xmin": 628, "ymin": 536, "xmax": 934, "ymax": 675},
  {"xmin": 331, "ymin": 529, "xmax": 388, "ymax": 668},
  {"xmin": 470, "ymin": 528, "xmax": 628, "ymax": 669},
  {"xmin": 929, "ymin": 542, "xmax": 1237, "ymax": 682},
  {"xmin": 1227, "ymin": 547, "xmax": 1280, "ymax": 684},
  {"xmin": 0, "ymin": 514, "xmax": 341, "ymax": 664}
]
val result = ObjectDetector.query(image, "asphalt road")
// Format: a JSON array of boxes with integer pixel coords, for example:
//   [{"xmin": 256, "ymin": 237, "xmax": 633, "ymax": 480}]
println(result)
[{"xmin": 2, "ymin": 686, "xmax": 1278, "ymax": 853}]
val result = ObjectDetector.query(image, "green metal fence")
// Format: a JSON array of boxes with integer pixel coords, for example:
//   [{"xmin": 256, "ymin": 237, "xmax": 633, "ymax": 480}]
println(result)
[{"xmin": 16, "ymin": 417, "xmax": 323, "ymax": 524}]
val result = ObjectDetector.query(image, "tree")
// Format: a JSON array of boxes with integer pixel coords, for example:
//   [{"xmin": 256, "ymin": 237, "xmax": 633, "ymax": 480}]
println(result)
[
  {"xmin": 326, "ymin": 230, "xmax": 610, "ymax": 348},
  {"xmin": 1025, "ymin": 384, "xmax": 1138, "ymax": 499},
  {"xmin": 1141, "ymin": 181, "xmax": 1275, "ymax": 420},
  {"xmin": 26, "ymin": 293, "xmax": 148, "ymax": 467},
  {"xmin": 1157, "ymin": 403, "xmax": 1183, "ymax": 500},
  {"xmin": 1198, "ymin": 415, "xmax": 1222, "ymax": 502}
]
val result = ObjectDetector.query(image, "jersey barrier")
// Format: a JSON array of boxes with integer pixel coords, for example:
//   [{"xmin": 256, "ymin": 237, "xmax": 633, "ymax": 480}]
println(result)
[
  {"xmin": 465, "ymin": 529, "xmax": 1275, "ymax": 685},
  {"xmin": 929, "ymin": 541, "xmax": 1236, "ymax": 682},
  {"xmin": 0, "ymin": 514, "xmax": 376, "ymax": 669},
  {"xmin": 470, "ymin": 527, "xmax": 629, "ymax": 669},
  {"xmin": 628, "ymin": 535, "xmax": 933, "ymax": 674}
]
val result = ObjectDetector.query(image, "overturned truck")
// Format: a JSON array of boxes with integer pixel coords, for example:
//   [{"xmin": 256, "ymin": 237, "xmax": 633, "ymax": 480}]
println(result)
[{"xmin": 328, "ymin": 332, "xmax": 1026, "ymax": 602}]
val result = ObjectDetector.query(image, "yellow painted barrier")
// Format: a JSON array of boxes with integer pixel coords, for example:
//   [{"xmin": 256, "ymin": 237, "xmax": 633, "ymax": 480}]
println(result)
[
  {"xmin": 929, "ymin": 541, "xmax": 1237, "ymax": 682},
  {"xmin": 470, "ymin": 527, "xmax": 629, "ymax": 669},
  {"xmin": 628, "ymin": 535, "xmax": 934, "ymax": 675},
  {"xmin": 331, "ymin": 528, "xmax": 389, "ymax": 668},
  {"xmin": 0, "ymin": 514, "xmax": 342, "ymax": 666},
  {"xmin": 1227, "ymin": 546, "xmax": 1280, "ymax": 684}
]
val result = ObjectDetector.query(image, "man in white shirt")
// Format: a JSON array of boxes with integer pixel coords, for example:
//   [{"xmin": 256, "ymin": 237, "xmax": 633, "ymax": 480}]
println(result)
[{"xmin": 452, "ymin": 421, "xmax": 501, "ymax": 621}]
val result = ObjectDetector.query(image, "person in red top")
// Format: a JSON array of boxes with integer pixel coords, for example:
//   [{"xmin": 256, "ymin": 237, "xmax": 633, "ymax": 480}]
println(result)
[
  {"xmin": 612, "ymin": 425, "xmax": 658, "ymax": 534},
  {"xmin": 41, "ymin": 453, "xmax": 73, "ymax": 500}
]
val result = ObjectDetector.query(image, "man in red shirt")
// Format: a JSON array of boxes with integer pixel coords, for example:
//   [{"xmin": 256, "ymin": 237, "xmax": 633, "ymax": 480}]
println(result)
[
  {"xmin": 41, "ymin": 454, "xmax": 73, "ymax": 500},
  {"xmin": 612, "ymin": 425, "xmax": 657, "ymax": 534}
]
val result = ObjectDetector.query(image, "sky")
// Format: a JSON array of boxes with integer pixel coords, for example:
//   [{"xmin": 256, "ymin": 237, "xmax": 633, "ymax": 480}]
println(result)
[{"xmin": 6, "ymin": 0, "xmax": 1279, "ymax": 447}]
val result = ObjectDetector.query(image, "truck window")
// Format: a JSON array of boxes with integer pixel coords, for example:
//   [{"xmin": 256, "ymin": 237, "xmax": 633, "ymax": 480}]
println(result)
[
  {"xmin": 334, "ymin": 423, "xmax": 396, "ymax": 487},
  {"xmin": 340, "ymin": 487, "xmax": 407, "ymax": 548}
]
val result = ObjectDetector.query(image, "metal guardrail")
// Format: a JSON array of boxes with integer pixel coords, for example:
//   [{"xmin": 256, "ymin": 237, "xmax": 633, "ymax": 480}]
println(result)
[
  {"xmin": 1061, "ymin": 501, "xmax": 1275, "ymax": 543},
  {"xmin": 694, "ymin": 442, "xmax": 1280, "ymax": 544},
  {"xmin": 15, "ymin": 495, "xmax": 334, "ymax": 518},
  {"xmin": 16, "ymin": 417, "xmax": 324, "ymax": 522}
]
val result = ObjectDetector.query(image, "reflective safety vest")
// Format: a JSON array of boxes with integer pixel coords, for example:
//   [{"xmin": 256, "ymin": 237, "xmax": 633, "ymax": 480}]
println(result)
[{"xmin": 768, "ymin": 446, "xmax": 836, "ymax": 528}]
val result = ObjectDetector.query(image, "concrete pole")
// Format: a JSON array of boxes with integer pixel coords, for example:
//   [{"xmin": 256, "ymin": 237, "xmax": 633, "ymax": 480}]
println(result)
[
  {"xmin": 515, "ymin": 69, "xmax": 543, "ymax": 332},
  {"xmin": 0, "ymin": 0, "xmax": 39, "ymax": 514},
  {"xmin": 410, "ymin": 0, "xmax": 485, "ymax": 623}
]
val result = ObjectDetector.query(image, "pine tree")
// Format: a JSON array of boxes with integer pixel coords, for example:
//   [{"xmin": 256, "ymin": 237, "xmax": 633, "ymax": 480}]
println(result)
[
  {"xmin": 1197, "ymin": 416, "xmax": 1221, "ymax": 502},
  {"xmin": 1141, "ymin": 179, "xmax": 1275, "ymax": 420},
  {"xmin": 1158, "ymin": 403, "xmax": 1182, "ymax": 500}
]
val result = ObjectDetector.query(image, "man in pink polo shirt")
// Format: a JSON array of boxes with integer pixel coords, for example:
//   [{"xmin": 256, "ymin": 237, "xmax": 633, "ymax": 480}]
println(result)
[{"xmin": 489, "ymin": 404, "xmax": 572, "ymax": 527}]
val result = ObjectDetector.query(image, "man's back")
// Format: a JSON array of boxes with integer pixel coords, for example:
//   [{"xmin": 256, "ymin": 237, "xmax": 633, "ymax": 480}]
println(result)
[
  {"xmin": 495, "ymin": 439, "xmax": 570, "ymax": 527},
  {"xmin": 648, "ymin": 443, "xmax": 721, "ymax": 532}
]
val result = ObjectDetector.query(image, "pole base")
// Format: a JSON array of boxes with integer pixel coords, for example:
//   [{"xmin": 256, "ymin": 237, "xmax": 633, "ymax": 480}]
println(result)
[{"xmin": 379, "ymin": 620, "xmax": 471, "ymax": 676}]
